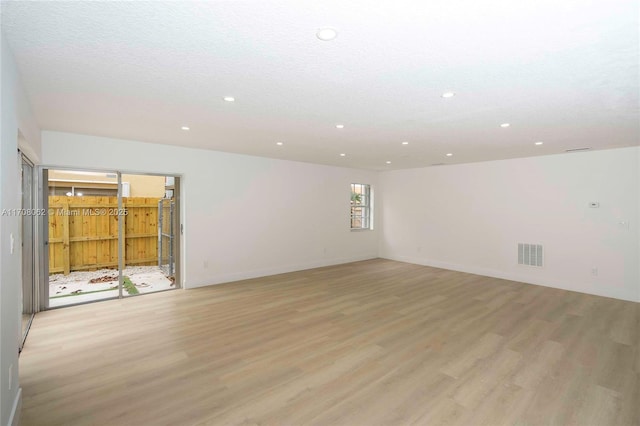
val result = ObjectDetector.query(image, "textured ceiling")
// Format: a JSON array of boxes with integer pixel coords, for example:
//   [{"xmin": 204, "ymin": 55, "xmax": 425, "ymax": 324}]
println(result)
[{"xmin": 1, "ymin": 0, "xmax": 638, "ymax": 170}]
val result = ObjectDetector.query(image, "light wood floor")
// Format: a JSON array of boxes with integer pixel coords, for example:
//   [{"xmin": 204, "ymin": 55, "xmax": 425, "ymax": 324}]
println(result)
[{"xmin": 20, "ymin": 259, "xmax": 639, "ymax": 426}]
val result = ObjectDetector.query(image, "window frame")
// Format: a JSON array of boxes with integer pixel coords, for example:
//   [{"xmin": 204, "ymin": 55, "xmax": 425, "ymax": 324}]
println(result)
[{"xmin": 350, "ymin": 183, "xmax": 372, "ymax": 231}]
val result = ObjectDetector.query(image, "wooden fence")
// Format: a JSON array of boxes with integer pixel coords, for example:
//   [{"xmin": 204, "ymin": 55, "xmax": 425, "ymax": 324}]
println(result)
[{"xmin": 48, "ymin": 196, "xmax": 161, "ymax": 275}]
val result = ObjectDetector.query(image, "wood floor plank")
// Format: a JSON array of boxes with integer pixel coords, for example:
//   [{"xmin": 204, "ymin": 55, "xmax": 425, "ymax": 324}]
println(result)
[{"xmin": 19, "ymin": 259, "xmax": 639, "ymax": 426}]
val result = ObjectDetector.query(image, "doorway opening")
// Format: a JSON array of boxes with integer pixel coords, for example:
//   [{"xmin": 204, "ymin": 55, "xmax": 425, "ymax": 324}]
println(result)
[{"xmin": 43, "ymin": 169, "xmax": 180, "ymax": 308}]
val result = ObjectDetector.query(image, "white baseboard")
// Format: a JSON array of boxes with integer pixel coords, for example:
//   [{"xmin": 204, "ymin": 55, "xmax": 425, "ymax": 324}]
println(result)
[
  {"xmin": 8, "ymin": 387, "xmax": 22, "ymax": 426},
  {"xmin": 182, "ymin": 253, "xmax": 637, "ymax": 302},
  {"xmin": 186, "ymin": 254, "xmax": 378, "ymax": 289},
  {"xmin": 381, "ymin": 254, "xmax": 639, "ymax": 303}
]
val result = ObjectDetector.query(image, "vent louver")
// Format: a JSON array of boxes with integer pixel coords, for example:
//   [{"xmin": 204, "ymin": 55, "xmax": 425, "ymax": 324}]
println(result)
[
  {"xmin": 518, "ymin": 243, "xmax": 543, "ymax": 267},
  {"xmin": 565, "ymin": 147, "xmax": 591, "ymax": 153}
]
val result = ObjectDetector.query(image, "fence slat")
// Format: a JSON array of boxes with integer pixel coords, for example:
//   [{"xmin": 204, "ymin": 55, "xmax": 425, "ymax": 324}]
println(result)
[{"xmin": 61, "ymin": 199, "xmax": 70, "ymax": 275}]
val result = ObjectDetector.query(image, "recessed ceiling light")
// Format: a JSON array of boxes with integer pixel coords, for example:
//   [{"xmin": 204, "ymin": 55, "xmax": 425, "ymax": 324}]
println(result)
[
  {"xmin": 535, "ymin": 141, "xmax": 544, "ymax": 145},
  {"xmin": 401, "ymin": 141, "xmax": 409, "ymax": 145},
  {"xmin": 386, "ymin": 161, "xmax": 392, "ymax": 164},
  {"xmin": 500, "ymin": 123, "xmax": 510, "ymax": 128},
  {"xmin": 276, "ymin": 142, "xmax": 283, "ymax": 146},
  {"xmin": 181, "ymin": 126, "xmax": 190, "ymax": 131},
  {"xmin": 446, "ymin": 153, "xmax": 453, "ymax": 157},
  {"xmin": 340, "ymin": 153, "xmax": 346, "ymax": 157},
  {"xmin": 335, "ymin": 124, "xmax": 344, "ymax": 129},
  {"xmin": 316, "ymin": 28, "xmax": 338, "ymax": 41},
  {"xmin": 442, "ymin": 92, "xmax": 455, "ymax": 98},
  {"xmin": 223, "ymin": 96, "xmax": 235, "ymax": 102}
]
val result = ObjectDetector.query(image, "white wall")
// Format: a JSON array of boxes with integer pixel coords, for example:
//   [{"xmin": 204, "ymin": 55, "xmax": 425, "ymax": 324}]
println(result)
[
  {"xmin": 379, "ymin": 147, "xmax": 640, "ymax": 302},
  {"xmin": 0, "ymin": 33, "xmax": 41, "ymax": 426},
  {"xmin": 42, "ymin": 131, "xmax": 379, "ymax": 288}
]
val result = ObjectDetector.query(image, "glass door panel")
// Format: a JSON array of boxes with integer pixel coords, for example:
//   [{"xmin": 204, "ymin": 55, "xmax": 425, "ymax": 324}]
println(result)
[
  {"xmin": 47, "ymin": 169, "xmax": 120, "ymax": 307},
  {"xmin": 122, "ymin": 174, "xmax": 178, "ymax": 297}
]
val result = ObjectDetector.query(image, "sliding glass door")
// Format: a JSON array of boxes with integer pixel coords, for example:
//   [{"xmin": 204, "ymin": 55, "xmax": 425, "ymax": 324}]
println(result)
[{"xmin": 44, "ymin": 168, "xmax": 180, "ymax": 308}]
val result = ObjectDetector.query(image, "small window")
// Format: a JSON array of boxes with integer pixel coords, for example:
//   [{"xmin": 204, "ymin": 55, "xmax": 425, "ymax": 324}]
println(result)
[{"xmin": 350, "ymin": 183, "xmax": 371, "ymax": 230}]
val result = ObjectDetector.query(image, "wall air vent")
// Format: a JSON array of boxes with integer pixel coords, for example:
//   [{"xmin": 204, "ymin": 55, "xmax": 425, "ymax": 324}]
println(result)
[
  {"xmin": 565, "ymin": 147, "xmax": 591, "ymax": 153},
  {"xmin": 518, "ymin": 243, "xmax": 543, "ymax": 267}
]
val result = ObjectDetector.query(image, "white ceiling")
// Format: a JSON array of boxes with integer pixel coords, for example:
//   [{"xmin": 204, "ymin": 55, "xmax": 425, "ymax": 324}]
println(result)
[{"xmin": 1, "ymin": 0, "xmax": 638, "ymax": 170}]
